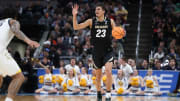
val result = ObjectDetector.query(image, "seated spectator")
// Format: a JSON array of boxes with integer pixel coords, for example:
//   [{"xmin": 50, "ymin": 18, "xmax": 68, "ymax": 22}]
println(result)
[
  {"xmin": 128, "ymin": 59, "xmax": 136, "ymax": 70},
  {"xmin": 58, "ymin": 60, "xmax": 65, "ymax": 68},
  {"xmin": 165, "ymin": 58, "xmax": 180, "ymax": 70},
  {"xmin": 41, "ymin": 57, "xmax": 52, "ymax": 67},
  {"xmin": 78, "ymin": 60, "xmax": 84, "ymax": 69},
  {"xmin": 56, "ymin": 37, "xmax": 66, "ymax": 51},
  {"xmin": 168, "ymin": 48, "xmax": 180, "ymax": 61},
  {"xmin": 35, "ymin": 67, "xmax": 57, "ymax": 94},
  {"xmin": 119, "ymin": 57, "xmax": 133, "ymax": 79},
  {"xmin": 61, "ymin": 68, "xmax": 80, "ymax": 94},
  {"xmin": 115, "ymin": 4, "xmax": 128, "ymax": 23},
  {"xmin": 112, "ymin": 58, "xmax": 119, "ymax": 69},
  {"xmin": 152, "ymin": 59, "xmax": 162, "ymax": 70},
  {"xmin": 138, "ymin": 59, "xmax": 149, "ymax": 70},
  {"xmin": 65, "ymin": 58, "xmax": 80, "ymax": 75},
  {"xmin": 78, "ymin": 67, "xmax": 90, "ymax": 94},
  {"xmin": 53, "ymin": 48, "xmax": 64, "ymax": 67},
  {"xmin": 39, "ymin": 49, "xmax": 50, "ymax": 60},
  {"xmin": 128, "ymin": 58, "xmax": 133, "ymax": 65},
  {"xmin": 153, "ymin": 47, "xmax": 165, "ymax": 60},
  {"xmin": 127, "ymin": 70, "xmax": 144, "ymax": 95},
  {"xmin": 85, "ymin": 57, "xmax": 94, "ymax": 69},
  {"xmin": 159, "ymin": 41, "xmax": 168, "ymax": 54},
  {"xmin": 143, "ymin": 69, "xmax": 162, "ymax": 96},
  {"xmin": 113, "ymin": 70, "xmax": 129, "ymax": 95},
  {"xmin": 168, "ymin": 39, "xmax": 177, "ymax": 49}
]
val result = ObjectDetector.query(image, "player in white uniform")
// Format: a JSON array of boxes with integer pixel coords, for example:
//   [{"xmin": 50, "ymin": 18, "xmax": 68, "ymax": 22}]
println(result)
[
  {"xmin": 0, "ymin": 8, "xmax": 39, "ymax": 101},
  {"xmin": 113, "ymin": 70, "xmax": 128, "ymax": 94},
  {"xmin": 143, "ymin": 69, "xmax": 162, "ymax": 95}
]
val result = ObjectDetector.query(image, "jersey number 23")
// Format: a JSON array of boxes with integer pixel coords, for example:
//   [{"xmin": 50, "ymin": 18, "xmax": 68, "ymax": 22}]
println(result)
[{"xmin": 96, "ymin": 29, "xmax": 106, "ymax": 38}]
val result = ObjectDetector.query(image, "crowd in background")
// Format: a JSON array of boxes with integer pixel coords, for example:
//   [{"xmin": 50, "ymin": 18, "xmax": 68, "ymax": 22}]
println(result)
[
  {"xmin": 152, "ymin": 0, "xmax": 180, "ymax": 70},
  {"xmin": 20, "ymin": 0, "xmax": 129, "ymax": 69}
]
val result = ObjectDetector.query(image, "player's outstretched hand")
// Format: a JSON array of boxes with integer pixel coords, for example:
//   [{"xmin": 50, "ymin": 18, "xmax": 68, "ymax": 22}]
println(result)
[
  {"xmin": 72, "ymin": 4, "xmax": 79, "ymax": 15},
  {"xmin": 27, "ymin": 40, "xmax": 40, "ymax": 48}
]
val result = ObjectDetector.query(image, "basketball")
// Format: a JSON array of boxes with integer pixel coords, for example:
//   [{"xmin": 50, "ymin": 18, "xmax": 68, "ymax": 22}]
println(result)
[{"xmin": 112, "ymin": 27, "xmax": 125, "ymax": 39}]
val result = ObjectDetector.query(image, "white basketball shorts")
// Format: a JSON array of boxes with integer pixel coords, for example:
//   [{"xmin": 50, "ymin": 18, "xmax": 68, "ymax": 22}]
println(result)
[{"xmin": 0, "ymin": 50, "xmax": 21, "ymax": 77}]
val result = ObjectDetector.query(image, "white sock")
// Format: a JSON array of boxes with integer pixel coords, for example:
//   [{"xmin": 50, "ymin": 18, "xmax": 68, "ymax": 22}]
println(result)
[
  {"xmin": 105, "ymin": 92, "xmax": 111, "ymax": 98},
  {"xmin": 5, "ymin": 97, "xmax": 13, "ymax": 101}
]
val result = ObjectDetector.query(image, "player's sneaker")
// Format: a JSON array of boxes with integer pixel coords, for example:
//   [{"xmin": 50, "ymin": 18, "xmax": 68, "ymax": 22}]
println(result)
[
  {"xmin": 105, "ymin": 97, "xmax": 111, "ymax": 101},
  {"xmin": 97, "ymin": 94, "xmax": 102, "ymax": 101}
]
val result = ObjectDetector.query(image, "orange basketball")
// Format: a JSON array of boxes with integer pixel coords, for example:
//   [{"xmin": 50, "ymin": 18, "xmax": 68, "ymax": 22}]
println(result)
[{"xmin": 112, "ymin": 27, "xmax": 125, "ymax": 39}]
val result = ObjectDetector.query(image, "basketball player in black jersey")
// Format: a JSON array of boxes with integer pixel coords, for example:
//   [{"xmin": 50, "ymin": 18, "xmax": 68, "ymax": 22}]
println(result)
[{"xmin": 72, "ymin": 3, "xmax": 116, "ymax": 101}]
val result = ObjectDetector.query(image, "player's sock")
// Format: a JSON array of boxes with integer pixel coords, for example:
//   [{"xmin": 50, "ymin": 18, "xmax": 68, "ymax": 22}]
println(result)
[
  {"xmin": 5, "ymin": 97, "xmax": 13, "ymax": 101},
  {"xmin": 105, "ymin": 91, "xmax": 111, "ymax": 98},
  {"xmin": 97, "ymin": 91, "xmax": 102, "ymax": 98},
  {"xmin": 97, "ymin": 91, "xmax": 102, "ymax": 101}
]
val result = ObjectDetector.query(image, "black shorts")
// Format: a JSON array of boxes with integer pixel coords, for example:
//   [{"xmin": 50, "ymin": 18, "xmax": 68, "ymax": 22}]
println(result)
[{"xmin": 92, "ymin": 51, "xmax": 114, "ymax": 69}]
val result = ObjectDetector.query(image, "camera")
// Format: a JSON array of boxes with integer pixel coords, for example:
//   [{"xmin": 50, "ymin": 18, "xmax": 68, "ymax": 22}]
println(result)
[{"xmin": 160, "ymin": 59, "xmax": 169, "ymax": 67}]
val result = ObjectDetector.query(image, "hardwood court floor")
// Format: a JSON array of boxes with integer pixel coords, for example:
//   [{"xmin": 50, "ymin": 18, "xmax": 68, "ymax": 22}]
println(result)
[{"xmin": 0, "ymin": 95, "xmax": 180, "ymax": 101}]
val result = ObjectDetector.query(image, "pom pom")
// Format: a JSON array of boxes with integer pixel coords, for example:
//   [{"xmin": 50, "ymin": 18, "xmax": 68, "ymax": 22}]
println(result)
[
  {"xmin": 39, "ymin": 75, "xmax": 44, "ymax": 80},
  {"xmin": 39, "ymin": 79, "xmax": 44, "ymax": 84},
  {"xmin": 79, "ymin": 78, "xmax": 87, "ymax": 87},
  {"xmin": 68, "ymin": 80, "xmax": 73, "ymax": 86},
  {"xmin": 146, "ymin": 80, "xmax": 154, "ymax": 88},
  {"xmin": 56, "ymin": 76, "xmax": 64, "ymax": 84},
  {"xmin": 130, "ymin": 77, "xmax": 139, "ymax": 86},
  {"xmin": 102, "ymin": 76, "xmax": 107, "ymax": 84},
  {"xmin": 92, "ymin": 76, "xmax": 96, "ymax": 85},
  {"xmin": 52, "ymin": 79, "xmax": 56, "ymax": 84},
  {"xmin": 52, "ymin": 75, "xmax": 56, "ymax": 80},
  {"xmin": 63, "ymin": 83, "xmax": 68, "ymax": 92},
  {"xmin": 117, "ymin": 88, "xmax": 124, "ymax": 94}
]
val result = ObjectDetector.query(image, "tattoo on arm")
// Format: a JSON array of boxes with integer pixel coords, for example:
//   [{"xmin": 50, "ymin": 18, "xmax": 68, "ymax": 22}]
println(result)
[{"xmin": 10, "ymin": 20, "xmax": 28, "ymax": 41}]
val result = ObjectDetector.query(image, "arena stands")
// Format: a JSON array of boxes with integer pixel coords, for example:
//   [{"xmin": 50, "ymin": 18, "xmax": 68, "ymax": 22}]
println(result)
[{"xmin": 152, "ymin": 0, "xmax": 180, "ymax": 70}]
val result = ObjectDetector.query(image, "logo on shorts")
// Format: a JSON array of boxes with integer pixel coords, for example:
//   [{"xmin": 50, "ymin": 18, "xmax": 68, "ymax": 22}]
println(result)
[
  {"xmin": 0, "ymin": 21, "xmax": 4, "ymax": 27},
  {"xmin": 0, "ymin": 20, "xmax": 6, "ymax": 27},
  {"xmin": 108, "ymin": 57, "xmax": 114, "ymax": 62},
  {"xmin": 0, "ymin": 22, "xmax": 3, "ymax": 26}
]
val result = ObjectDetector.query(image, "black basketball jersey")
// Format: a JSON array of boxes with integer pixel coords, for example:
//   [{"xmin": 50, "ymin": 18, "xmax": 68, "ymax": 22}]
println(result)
[{"xmin": 91, "ymin": 17, "xmax": 113, "ymax": 54}]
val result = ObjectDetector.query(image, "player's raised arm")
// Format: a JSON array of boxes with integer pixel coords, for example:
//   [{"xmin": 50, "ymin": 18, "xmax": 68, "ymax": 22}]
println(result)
[
  {"xmin": 72, "ymin": 4, "xmax": 92, "ymax": 30},
  {"xmin": 9, "ymin": 19, "xmax": 40, "ymax": 48},
  {"xmin": 111, "ymin": 19, "xmax": 116, "ymax": 30}
]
